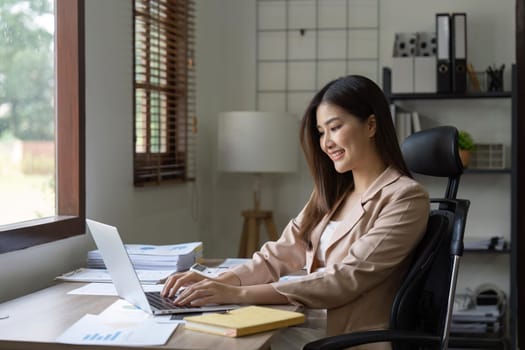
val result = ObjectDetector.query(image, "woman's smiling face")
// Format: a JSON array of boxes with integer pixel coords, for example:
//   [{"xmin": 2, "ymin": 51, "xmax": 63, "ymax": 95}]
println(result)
[{"xmin": 316, "ymin": 102, "xmax": 377, "ymax": 173}]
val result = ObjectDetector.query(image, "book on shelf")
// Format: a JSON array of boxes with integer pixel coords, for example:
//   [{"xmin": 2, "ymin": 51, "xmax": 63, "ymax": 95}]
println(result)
[
  {"xmin": 411, "ymin": 111, "xmax": 422, "ymax": 132},
  {"xmin": 395, "ymin": 111, "xmax": 412, "ymax": 143},
  {"xmin": 390, "ymin": 104, "xmax": 423, "ymax": 142},
  {"xmin": 183, "ymin": 306, "xmax": 305, "ymax": 337}
]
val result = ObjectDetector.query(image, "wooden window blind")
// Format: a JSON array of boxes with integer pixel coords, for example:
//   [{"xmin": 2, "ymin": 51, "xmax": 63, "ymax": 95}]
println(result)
[{"xmin": 133, "ymin": 0, "xmax": 196, "ymax": 186}]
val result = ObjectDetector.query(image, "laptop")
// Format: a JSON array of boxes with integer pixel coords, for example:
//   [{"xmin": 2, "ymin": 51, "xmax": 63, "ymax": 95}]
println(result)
[{"xmin": 86, "ymin": 219, "xmax": 238, "ymax": 315}]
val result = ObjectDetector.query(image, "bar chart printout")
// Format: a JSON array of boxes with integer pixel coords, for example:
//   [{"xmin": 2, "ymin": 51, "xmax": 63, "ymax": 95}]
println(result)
[
  {"xmin": 56, "ymin": 314, "xmax": 177, "ymax": 345},
  {"xmin": 83, "ymin": 330, "xmax": 122, "ymax": 342}
]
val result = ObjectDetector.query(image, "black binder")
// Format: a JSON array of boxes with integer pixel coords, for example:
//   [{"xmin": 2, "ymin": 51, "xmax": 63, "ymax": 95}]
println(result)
[
  {"xmin": 452, "ymin": 13, "xmax": 467, "ymax": 92},
  {"xmin": 436, "ymin": 13, "xmax": 451, "ymax": 93}
]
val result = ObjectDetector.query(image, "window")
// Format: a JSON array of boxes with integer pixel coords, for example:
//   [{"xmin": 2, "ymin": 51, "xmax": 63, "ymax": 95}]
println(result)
[
  {"xmin": 0, "ymin": 0, "xmax": 85, "ymax": 254},
  {"xmin": 133, "ymin": 0, "xmax": 196, "ymax": 186}
]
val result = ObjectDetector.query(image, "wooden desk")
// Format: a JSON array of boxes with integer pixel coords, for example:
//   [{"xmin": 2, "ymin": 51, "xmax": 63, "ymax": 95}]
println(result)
[{"xmin": 0, "ymin": 282, "xmax": 281, "ymax": 350}]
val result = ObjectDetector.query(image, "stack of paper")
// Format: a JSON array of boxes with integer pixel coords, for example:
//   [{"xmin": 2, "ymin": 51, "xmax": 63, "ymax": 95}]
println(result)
[
  {"xmin": 451, "ymin": 288, "xmax": 506, "ymax": 336},
  {"xmin": 87, "ymin": 242, "xmax": 203, "ymax": 271},
  {"xmin": 451, "ymin": 304, "xmax": 503, "ymax": 335}
]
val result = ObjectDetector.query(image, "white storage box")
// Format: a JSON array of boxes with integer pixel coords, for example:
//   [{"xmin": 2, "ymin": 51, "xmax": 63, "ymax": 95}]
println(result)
[
  {"xmin": 414, "ymin": 57, "xmax": 437, "ymax": 93},
  {"xmin": 392, "ymin": 57, "xmax": 414, "ymax": 93}
]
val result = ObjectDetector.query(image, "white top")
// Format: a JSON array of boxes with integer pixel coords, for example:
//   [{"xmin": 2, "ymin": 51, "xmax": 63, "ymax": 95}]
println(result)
[{"xmin": 316, "ymin": 220, "xmax": 340, "ymax": 268}]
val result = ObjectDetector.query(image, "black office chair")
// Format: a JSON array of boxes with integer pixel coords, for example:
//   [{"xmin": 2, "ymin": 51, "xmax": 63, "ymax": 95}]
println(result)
[{"xmin": 303, "ymin": 126, "xmax": 491, "ymax": 350}]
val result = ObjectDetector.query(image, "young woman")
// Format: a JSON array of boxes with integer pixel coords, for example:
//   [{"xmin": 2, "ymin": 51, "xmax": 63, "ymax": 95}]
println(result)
[{"xmin": 162, "ymin": 75, "xmax": 429, "ymax": 348}]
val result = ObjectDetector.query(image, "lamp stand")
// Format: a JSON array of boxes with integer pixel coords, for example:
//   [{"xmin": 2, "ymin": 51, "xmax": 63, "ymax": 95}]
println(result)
[{"xmin": 237, "ymin": 177, "xmax": 279, "ymax": 258}]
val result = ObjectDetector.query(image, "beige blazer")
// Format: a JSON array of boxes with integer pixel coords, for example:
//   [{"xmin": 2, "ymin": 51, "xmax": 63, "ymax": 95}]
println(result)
[{"xmin": 231, "ymin": 166, "xmax": 430, "ymax": 343}]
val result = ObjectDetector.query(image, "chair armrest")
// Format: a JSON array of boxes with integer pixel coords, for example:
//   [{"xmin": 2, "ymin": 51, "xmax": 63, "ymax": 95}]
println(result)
[{"xmin": 302, "ymin": 330, "xmax": 441, "ymax": 350}]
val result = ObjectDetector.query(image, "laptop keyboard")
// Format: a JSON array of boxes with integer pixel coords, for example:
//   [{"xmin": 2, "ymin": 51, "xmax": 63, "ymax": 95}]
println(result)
[{"xmin": 145, "ymin": 292, "xmax": 193, "ymax": 310}]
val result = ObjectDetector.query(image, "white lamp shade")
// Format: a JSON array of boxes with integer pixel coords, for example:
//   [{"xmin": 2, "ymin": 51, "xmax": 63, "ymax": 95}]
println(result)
[{"xmin": 217, "ymin": 111, "xmax": 298, "ymax": 173}]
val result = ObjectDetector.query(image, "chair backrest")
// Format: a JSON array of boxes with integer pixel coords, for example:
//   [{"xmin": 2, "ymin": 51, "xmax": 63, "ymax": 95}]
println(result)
[
  {"xmin": 390, "ymin": 126, "xmax": 470, "ymax": 350},
  {"xmin": 401, "ymin": 126, "xmax": 464, "ymax": 200},
  {"xmin": 390, "ymin": 210, "xmax": 452, "ymax": 333}
]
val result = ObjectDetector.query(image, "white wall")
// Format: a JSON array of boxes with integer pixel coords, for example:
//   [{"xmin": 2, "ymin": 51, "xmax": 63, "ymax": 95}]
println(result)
[
  {"xmin": 0, "ymin": 0, "xmax": 515, "ymax": 303},
  {"xmin": 0, "ymin": 0, "xmax": 201, "ymax": 303}
]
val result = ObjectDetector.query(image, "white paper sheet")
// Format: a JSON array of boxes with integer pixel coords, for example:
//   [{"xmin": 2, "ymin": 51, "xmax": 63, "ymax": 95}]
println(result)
[
  {"xmin": 99, "ymin": 299, "xmax": 180, "ymax": 324},
  {"xmin": 67, "ymin": 282, "xmax": 163, "ymax": 296},
  {"xmin": 56, "ymin": 268, "xmax": 173, "ymax": 284},
  {"xmin": 56, "ymin": 313, "xmax": 178, "ymax": 346}
]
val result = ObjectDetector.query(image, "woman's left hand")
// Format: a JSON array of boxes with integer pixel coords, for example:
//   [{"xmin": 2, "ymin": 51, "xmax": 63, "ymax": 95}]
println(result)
[{"xmin": 174, "ymin": 279, "xmax": 243, "ymax": 306}]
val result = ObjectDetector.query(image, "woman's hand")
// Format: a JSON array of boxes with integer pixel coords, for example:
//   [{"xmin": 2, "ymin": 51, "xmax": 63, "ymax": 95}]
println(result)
[
  {"xmin": 162, "ymin": 269, "xmax": 288, "ymax": 306},
  {"xmin": 161, "ymin": 271, "xmax": 206, "ymax": 298},
  {"xmin": 162, "ymin": 269, "xmax": 242, "ymax": 299},
  {"xmin": 173, "ymin": 279, "xmax": 242, "ymax": 306}
]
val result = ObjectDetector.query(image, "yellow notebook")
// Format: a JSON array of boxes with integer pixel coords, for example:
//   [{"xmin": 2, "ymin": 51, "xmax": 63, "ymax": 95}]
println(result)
[{"xmin": 183, "ymin": 306, "xmax": 305, "ymax": 337}]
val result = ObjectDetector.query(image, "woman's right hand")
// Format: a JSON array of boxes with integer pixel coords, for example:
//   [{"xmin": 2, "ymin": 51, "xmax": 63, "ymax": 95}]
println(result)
[{"xmin": 161, "ymin": 271, "xmax": 206, "ymax": 298}]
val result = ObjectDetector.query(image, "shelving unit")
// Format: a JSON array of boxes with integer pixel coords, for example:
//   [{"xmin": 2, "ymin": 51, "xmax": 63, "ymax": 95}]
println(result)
[
  {"xmin": 464, "ymin": 168, "xmax": 511, "ymax": 174},
  {"xmin": 463, "ymin": 249, "xmax": 511, "ymax": 254},
  {"xmin": 383, "ymin": 66, "xmax": 517, "ymax": 349},
  {"xmin": 384, "ymin": 92, "xmax": 512, "ymax": 100},
  {"xmin": 255, "ymin": 0, "xmax": 380, "ymax": 116}
]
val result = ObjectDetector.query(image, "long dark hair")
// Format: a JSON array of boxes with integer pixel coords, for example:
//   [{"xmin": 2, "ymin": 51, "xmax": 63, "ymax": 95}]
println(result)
[{"xmin": 299, "ymin": 75, "xmax": 411, "ymax": 240}]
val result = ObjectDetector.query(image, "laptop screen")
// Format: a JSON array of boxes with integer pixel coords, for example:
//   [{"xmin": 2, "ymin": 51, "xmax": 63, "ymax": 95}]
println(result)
[{"xmin": 86, "ymin": 219, "xmax": 153, "ymax": 314}]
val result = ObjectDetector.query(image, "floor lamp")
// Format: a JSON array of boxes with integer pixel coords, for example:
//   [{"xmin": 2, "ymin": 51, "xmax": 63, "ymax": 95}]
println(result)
[{"xmin": 217, "ymin": 111, "xmax": 297, "ymax": 258}]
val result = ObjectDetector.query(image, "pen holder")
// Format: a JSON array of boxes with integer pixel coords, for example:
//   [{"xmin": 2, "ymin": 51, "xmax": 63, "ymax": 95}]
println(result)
[
  {"xmin": 467, "ymin": 71, "xmax": 487, "ymax": 93},
  {"xmin": 487, "ymin": 65, "xmax": 505, "ymax": 92}
]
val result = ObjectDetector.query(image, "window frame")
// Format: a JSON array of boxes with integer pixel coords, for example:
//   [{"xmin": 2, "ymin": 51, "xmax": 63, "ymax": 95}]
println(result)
[{"xmin": 0, "ymin": 0, "xmax": 85, "ymax": 254}]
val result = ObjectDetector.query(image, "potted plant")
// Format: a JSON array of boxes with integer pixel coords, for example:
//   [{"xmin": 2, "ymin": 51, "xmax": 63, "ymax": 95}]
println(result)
[{"xmin": 458, "ymin": 130, "xmax": 475, "ymax": 167}]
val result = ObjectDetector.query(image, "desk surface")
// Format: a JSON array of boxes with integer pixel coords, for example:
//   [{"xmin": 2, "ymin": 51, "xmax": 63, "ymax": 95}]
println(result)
[{"xmin": 0, "ymin": 282, "xmax": 281, "ymax": 350}]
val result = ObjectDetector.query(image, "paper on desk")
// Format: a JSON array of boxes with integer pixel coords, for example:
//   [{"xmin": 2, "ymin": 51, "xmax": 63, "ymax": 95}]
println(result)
[
  {"xmin": 216, "ymin": 258, "xmax": 251, "ymax": 268},
  {"xmin": 100, "ymin": 299, "xmax": 180, "ymax": 324},
  {"xmin": 99, "ymin": 299, "xmax": 179, "ymax": 323},
  {"xmin": 56, "ymin": 268, "xmax": 174, "ymax": 284},
  {"xmin": 55, "ymin": 313, "xmax": 178, "ymax": 346},
  {"xmin": 99, "ymin": 299, "xmax": 152, "ymax": 322},
  {"xmin": 68, "ymin": 282, "xmax": 163, "ymax": 296},
  {"xmin": 202, "ymin": 258, "xmax": 252, "ymax": 276}
]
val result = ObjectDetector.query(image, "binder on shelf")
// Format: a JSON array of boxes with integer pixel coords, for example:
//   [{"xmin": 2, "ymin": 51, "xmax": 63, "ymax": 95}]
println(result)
[
  {"xmin": 436, "ymin": 13, "xmax": 452, "ymax": 93},
  {"xmin": 452, "ymin": 13, "xmax": 467, "ymax": 92},
  {"xmin": 395, "ymin": 111, "xmax": 411, "ymax": 144}
]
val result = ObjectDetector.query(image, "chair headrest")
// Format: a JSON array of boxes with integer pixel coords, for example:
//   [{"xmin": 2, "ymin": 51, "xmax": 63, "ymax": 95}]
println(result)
[{"xmin": 401, "ymin": 126, "xmax": 464, "ymax": 178}]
